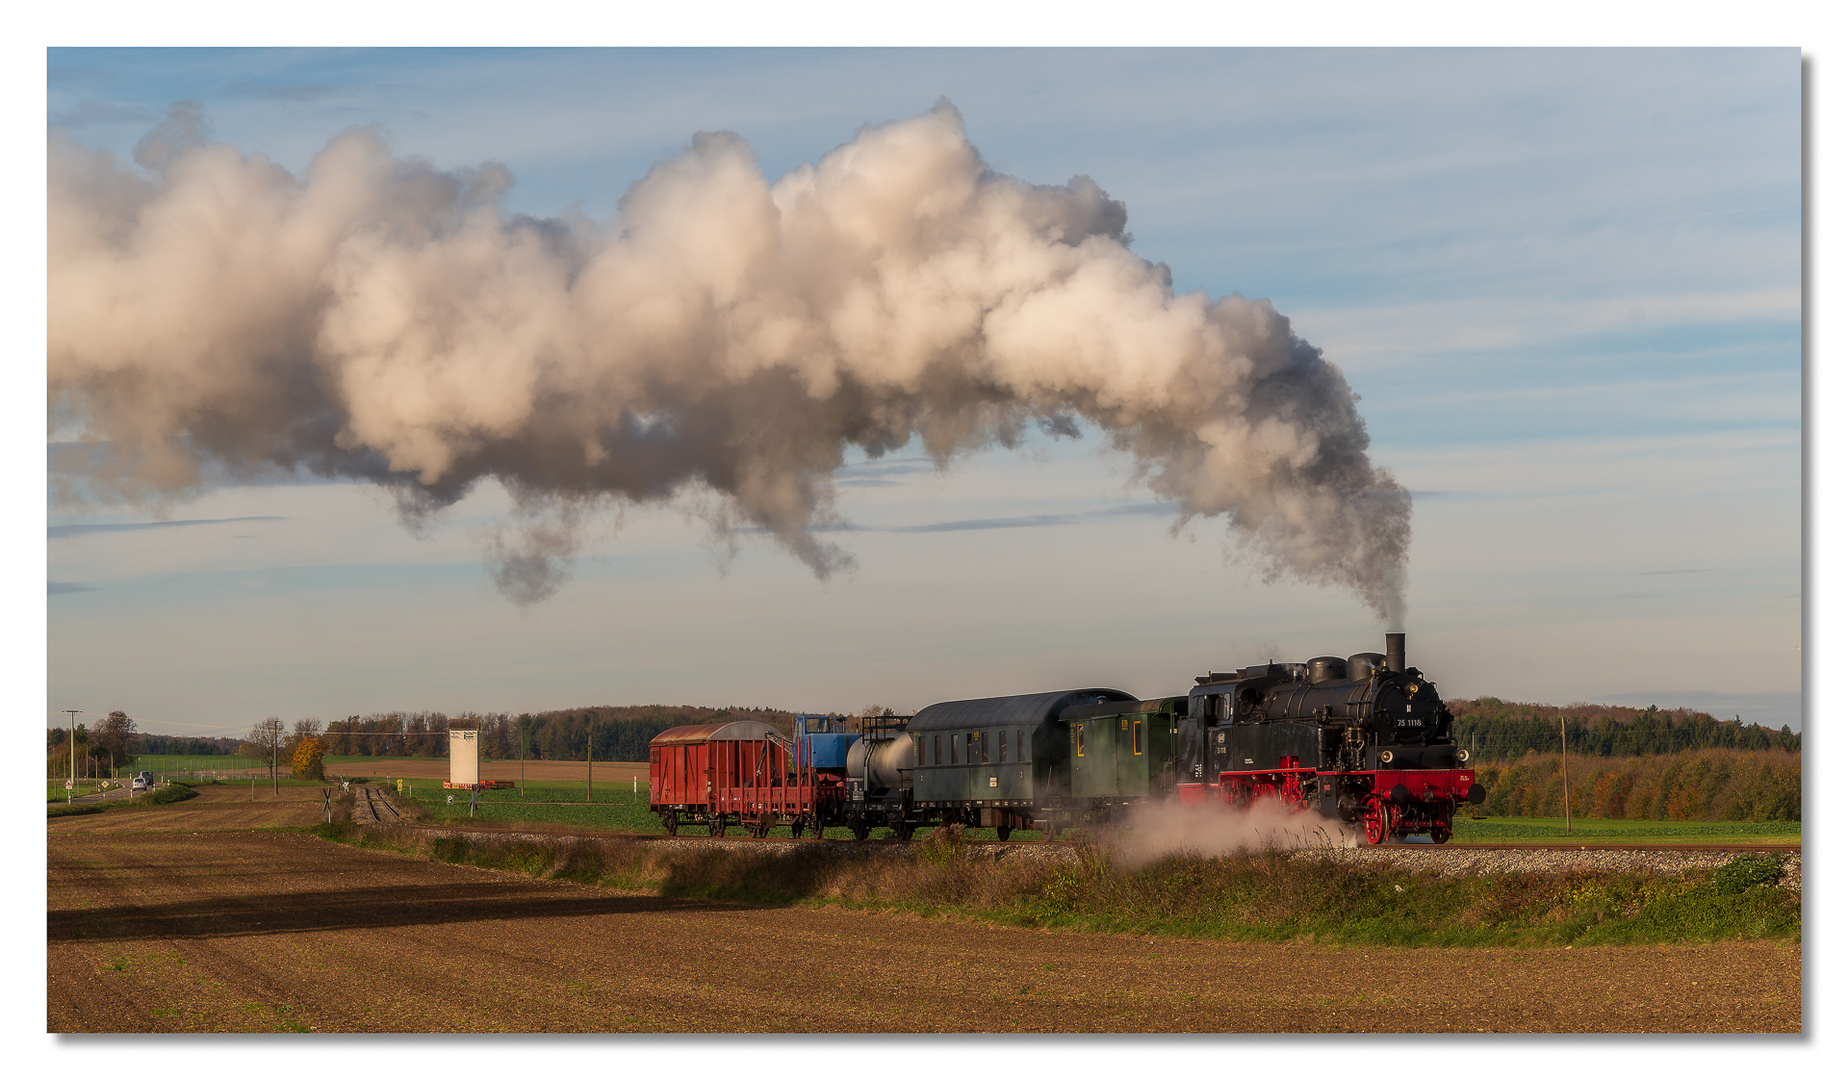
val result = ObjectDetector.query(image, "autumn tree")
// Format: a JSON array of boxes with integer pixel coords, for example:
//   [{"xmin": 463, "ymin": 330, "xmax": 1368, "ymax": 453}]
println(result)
[{"xmin": 292, "ymin": 736, "xmax": 325, "ymax": 780}]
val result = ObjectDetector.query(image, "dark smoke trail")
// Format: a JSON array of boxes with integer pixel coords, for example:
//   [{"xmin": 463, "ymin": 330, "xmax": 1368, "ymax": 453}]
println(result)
[{"xmin": 48, "ymin": 102, "xmax": 1410, "ymax": 616}]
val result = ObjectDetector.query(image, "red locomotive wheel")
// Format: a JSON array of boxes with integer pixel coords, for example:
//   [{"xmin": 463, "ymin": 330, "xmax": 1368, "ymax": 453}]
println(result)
[
  {"xmin": 1361, "ymin": 802, "xmax": 1388, "ymax": 846},
  {"xmin": 1430, "ymin": 823, "xmax": 1453, "ymax": 844}
]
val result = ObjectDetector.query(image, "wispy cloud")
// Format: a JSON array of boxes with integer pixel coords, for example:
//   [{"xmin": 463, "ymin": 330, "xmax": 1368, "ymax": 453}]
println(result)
[
  {"xmin": 49, "ymin": 99, "xmax": 163, "ymax": 128},
  {"xmin": 48, "ymin": 582, "xmax": 91, "ymax": 595},
  {"xmin": 1636, "ymin": 568, "xmax": 1711, "ymax": 576},
  {"xmin": 49, "ymin": 516, "xmax": 285, "ymax": 540},
  {"xmin": 225, "ymin": 82, "xmax": 340, "ymax": 104},
  {"xmin": 890, "ymin": 502, "xmax": 1180, "ymax": 533},
  {"xmin": 834, "ymin": 456, "xmax": 941, "ymax": 488},
  {"xmin": 741, "ymin": 501, "xmax": 1183, "ymax": 536}
]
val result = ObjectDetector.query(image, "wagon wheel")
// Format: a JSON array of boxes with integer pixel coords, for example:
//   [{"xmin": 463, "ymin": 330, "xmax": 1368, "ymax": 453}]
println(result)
[
  {"xmin": 709, "ymin": 817, "xmax": 727, "ymax": 838},
  {"xmin": 995, "ymin": 824, "xmax": 1013, "ymax": 841},
  {"xmin": 757, "ymin": 813, "xmax": 774, "ymax": 839},
  {"xmin": 851, "ymin": 819, "xmax": 871, "ymax": 841},
  {"xmin": 1040, "ymin": 817, "xmax": 1059, "ymax": 842},
  {"xmin": 663, "ymin": 813, "xmax": 679, "ymax": 837},
  {"xmin": 1360, "ymin": 801, "xmax": 1388, "ymax": 846},
  {"xmin": 894, "ymin": 823, "xmax": 915, "ymax": 842},
  {"xmin": 1429, "ymin": 822, "xmax": 1453, "ymax": 845},
  {"xmin": 790, "ymin": 815, "xmax": 807, "ymax": 839}
]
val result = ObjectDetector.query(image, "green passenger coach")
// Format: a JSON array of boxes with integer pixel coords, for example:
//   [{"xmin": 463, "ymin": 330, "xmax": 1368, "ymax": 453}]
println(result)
[
  {"xmin": 908, "ymin": 687, "xmax": 1135, "ymax": 838},
  {"xmin": 1062, "ymin": 697, "xmax": 1187, "ymax": 815}
]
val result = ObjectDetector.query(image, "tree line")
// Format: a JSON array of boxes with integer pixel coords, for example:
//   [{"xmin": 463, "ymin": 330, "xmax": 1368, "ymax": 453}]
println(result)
[
  {"xmin": 310, "ymin": 704, "xmax": 802, "ymax": 764},
  {"xmin": 1448, "ymin": 698, "xmax": 1799, "ymax": 760},
  {"xmin": 50, "ymin": 704, "xmax": 812, "ymax": 776},
  {"xmin": 1472, "ymin": 747, "xmax": 1799, "ymax": 822},
  {"xmin": 46, "ymin": 711, "xmax": 137, "ymax": 778}
]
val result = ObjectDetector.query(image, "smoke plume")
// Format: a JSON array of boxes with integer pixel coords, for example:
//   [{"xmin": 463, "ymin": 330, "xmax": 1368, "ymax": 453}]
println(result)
[{"xmin": 49, "ymin": 102, "xmax": 1410, "ymax": 614}]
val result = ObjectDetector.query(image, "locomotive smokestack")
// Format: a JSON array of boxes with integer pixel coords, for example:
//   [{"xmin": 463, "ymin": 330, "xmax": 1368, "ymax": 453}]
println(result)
[{"xmin": 1385, "ymin": 632, "xmax": 1406, "ymax": 673}]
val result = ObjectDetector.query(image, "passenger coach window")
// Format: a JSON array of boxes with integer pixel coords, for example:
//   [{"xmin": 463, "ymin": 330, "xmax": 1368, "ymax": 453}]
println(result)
[
  {"xmin": 951, "ymin": 734, "xmax": 959, "ymax": 765},
  {"xmin": 968, "ymin": 732, "xmax": 979, "ymax": 763},
  {"xmin": 1018, "ymin": 729, "xmax": 1027, "ymax": 760},
  {"xmin": 1000, "ymin": 731, "xmax": 1008, "ymax": 762},
  {"xmin": 1132, "ymin": 719, "xmax": 1143, "ymax": 755},
  {"xmin": 1076, "ymin": 726, "xmax": 1085, "ymax": 757},
  {"xmin": 934, "ymin": 735, "xmax": 942, "ymax": 766}
]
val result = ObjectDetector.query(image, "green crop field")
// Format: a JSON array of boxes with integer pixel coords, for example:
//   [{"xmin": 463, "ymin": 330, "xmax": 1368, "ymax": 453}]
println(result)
[
  {"xmin": 1450, "ymin": 816, "xmax": 1800, "ymax": 845},
  {"xmin": 128, "ymin": 754, "xmax": 266, "ymax": 776}
]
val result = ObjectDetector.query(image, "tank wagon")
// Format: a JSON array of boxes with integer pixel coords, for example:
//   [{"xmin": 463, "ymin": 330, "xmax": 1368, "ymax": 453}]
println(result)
[{"xmin": 648, "ymin": 633, "xmax": 1484, "ymax": 845}]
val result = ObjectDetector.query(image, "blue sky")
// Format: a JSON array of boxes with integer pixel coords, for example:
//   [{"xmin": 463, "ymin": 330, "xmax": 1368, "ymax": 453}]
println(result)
[{"xmin": 43, "ymin": 47, "xmax": 1801, "ymax": 739}]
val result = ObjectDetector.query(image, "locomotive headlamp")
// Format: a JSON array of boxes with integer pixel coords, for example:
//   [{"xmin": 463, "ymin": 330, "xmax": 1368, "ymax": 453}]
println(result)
[
  {"xmin": 1457, "ymin": 748, "xmax": 1470, "ymax": 763},
  {"xmin": 1379, "ymin": 749, "xmax": 1394, "ymax": 765},
  {"xmin": 1408, "ymin": 682, "xmax": 1420, "ymax": 694}
]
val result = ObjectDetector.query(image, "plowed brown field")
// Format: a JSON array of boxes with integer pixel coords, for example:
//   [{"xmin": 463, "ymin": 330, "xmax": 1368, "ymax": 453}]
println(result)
[{"xmin": 47, "ymin": 786, "xmax": 1802, "ymax": 1033}]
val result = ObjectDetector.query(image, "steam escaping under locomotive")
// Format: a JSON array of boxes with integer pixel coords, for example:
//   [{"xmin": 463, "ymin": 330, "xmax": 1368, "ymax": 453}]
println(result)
[{"xmin": 648, "ymin": 632, "xmax": 1486, "ymax": 845}]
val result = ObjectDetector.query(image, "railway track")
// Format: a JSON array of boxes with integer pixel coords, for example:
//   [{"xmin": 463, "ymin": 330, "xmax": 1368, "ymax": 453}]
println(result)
[
  {"xmin": 348, "ymin": 809, "xmax": 1795, "ymax": 855},
  {"xmin": 357, "ymin": 784, "xmax": 407, "ymax": 826}
]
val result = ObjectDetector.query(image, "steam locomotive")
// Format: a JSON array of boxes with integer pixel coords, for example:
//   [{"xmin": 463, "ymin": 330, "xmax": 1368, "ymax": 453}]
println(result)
[{"xmin": 648, "ymin": 632, "xmax": 1485, "ymax": 845}]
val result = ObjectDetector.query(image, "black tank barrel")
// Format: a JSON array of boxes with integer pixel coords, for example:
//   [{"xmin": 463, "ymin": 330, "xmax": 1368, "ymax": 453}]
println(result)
[{"xmin": 1386, "ymin": 632, "xmax": 1406, "ymax": 673}]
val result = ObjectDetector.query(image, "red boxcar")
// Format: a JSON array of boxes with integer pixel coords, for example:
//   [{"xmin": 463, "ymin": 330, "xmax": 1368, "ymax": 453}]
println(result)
[{"xmin": 649, "ymin": 720, "xmax": 835, "ymax": 838}]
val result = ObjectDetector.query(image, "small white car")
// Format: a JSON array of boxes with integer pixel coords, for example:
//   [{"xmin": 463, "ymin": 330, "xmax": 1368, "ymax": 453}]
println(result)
[{"xmin": 131, "ymin": 771, "xmax": 153, "ymax": 792}]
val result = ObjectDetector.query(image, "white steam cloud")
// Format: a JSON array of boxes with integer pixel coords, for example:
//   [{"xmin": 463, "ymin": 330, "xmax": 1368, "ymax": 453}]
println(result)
[
  {"xmin": 1108, "ymin": 799, "xmax": 1358, "ymax": 869},
  {"xmin": 49, "ymin": 102, "xmax": 1409, "ymax": 616}
]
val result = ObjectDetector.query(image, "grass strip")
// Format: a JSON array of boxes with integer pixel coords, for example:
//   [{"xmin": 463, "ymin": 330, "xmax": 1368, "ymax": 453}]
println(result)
[{"xmin": 307, "ymin": 821, "xmax": 1798, "ymax": 949}]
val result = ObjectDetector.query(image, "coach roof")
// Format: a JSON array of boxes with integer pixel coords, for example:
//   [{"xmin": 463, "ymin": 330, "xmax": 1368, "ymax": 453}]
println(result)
[
  {"xmin": 906, "ymin": 688, "xmax": 1136, "ymax": 733},
  {"xmin": 649, "ymin": 720, "xmax": 784, "ymax": 747}
]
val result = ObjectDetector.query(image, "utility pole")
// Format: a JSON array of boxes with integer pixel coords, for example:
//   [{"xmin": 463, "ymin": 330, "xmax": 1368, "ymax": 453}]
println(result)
[
  {"xmin": 64, "ymin": 710, "xmax": 80, "ymax": 802},
  {"xmin": 1561, "ymin": 716, "xmax": 1571, "ymax": 834},
  {"xmin": 268, "ymin": 717, "xmax": 284, "ymax": 795},
  {"xmin": 586, "ymin": 725, "xmax": 593, "ymax": 804},
  {"xmin": 519, "ymin": 718, "xmax": 526, "ymax": 800}
]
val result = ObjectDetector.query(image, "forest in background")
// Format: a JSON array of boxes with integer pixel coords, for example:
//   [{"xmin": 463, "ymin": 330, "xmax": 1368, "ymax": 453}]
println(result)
[
  {"xmin": 1447, "ymin": 698, "xmax": 1799, "ymax": 758},
  {"xmin": 1472, "ymin": 748, "xmax": 1799, "ymax": 821}
]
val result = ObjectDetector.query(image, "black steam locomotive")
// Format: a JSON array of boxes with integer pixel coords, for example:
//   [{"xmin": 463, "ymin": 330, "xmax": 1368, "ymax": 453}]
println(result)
[
  {"xmin": 652, "ymin": 633, "xmax": 1485, "ymax": 845},
  {"xmin": 824, "ymin": 632, "xmax": 1483, "ymax": 844}
]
